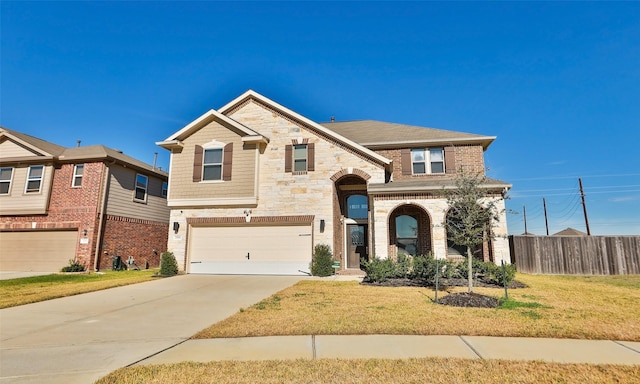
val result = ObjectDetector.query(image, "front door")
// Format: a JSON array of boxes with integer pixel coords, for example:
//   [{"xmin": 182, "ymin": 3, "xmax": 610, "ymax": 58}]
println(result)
[{"xmin": 347, "ymin": 224, "xmax": 368, "ymax": 269}]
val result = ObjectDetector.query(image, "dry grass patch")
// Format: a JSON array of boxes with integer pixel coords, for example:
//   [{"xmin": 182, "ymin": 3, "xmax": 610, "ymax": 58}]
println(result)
[
  {"xmin": 0, "ymin": 270, "xmax": 157, "ymax": 308},
  {"xmin": 96, "ymin": 358, "xmax": 640, "ymax": 384},
  {"xmin": 195, "ymin": 274, "xmax": 640, "ymax": 341}
]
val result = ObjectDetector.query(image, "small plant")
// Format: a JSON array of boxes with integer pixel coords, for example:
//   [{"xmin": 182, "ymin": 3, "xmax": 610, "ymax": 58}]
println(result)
[
  {"xmin": 310, "ymin": 244, "xmax": 334, "ymax": 277},
  {"xmin": 362, "ymin": 256, "xmax": 397, "ymax": 283},
  {"xmin": 159, "ymin": 251, "xmax": 178, "ymax": 276},
  {"xmin": 61, "ymin": 259, "xmax": 86, "ymax": 272}
]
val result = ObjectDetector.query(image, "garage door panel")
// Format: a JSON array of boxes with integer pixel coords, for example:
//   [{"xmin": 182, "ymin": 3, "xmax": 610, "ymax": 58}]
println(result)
[
  {"xmin": 189, "ymin": 225, "xmax": 312, "ymax": 275},
  {"xmin": 0, "ymin": 231, "xmax": 78, "ymax": 272}
]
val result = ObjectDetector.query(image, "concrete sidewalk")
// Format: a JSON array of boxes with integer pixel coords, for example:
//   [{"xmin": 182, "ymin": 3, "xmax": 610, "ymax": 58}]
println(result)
[{"xmin": 138, "ymin": 335, "xmax": 640, "ymax": 366}]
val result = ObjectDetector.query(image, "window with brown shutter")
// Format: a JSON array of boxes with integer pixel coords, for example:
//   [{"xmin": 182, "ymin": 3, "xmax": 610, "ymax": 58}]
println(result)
[
  {"xmin": 401, "ymin": 148, "xmax": 412, "ymax": 175},
  {"xmin": 444, "ymin": 146, "xmax": 456, "ymax": 174},
  {"xmin": 222, "ymin": 143, "xmax": 233, "ymax": 181},
  {"xmin": 193, "ymin": 145, "xmax": 203, "ymax": 182},
  {"xmin": 284, "ymin": 145, "xmax": 292, "ymax": 172},
  {"xmin": 285, "ymin": 143, "xmax": 315, "ymax": 173},
  {"xmin": 307, "ymin": 143, "xmax": 315, "ymax": 171}
]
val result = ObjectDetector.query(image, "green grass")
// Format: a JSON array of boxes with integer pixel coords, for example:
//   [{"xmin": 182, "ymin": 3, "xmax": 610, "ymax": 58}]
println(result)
[{"xmin": 0, "ymin": 270, "xmax": 158, "ymax": 308}]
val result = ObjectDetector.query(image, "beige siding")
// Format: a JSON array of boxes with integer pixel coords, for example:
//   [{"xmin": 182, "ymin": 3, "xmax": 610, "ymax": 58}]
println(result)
[
  {"xmin": 0, "ymin": 165, "xmax": 53, "ymax": 215},
  {"xmin": 0, "ymin": 139, "xmax": 40, "ymax": 158},
  {"xmin": 169, "ymin": 120, "xmax": 257, "ymax": 201},
  {"xmin": 105, "ymin": 164, "xmax": 170, "ymax": 222}
]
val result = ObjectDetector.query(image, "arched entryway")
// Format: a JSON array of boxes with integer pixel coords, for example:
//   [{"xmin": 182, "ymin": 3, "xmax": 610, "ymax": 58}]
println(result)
[
  {"xmin": 332, "ymin": 171, "xmax": 370, "ymax": 270},
  {"xmin": 388, "ymin": 204, "xmax": 432, "ymax": 258}
]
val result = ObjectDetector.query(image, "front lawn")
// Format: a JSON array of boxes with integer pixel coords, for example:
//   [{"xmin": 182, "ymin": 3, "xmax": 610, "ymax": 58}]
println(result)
[
  {"xmin": 0, "ymin": 270, "xmax": 157, "ymax": 308},
  {"xmin": 195, "ymin": 273, "xmax": 640, "ymax": 341}
]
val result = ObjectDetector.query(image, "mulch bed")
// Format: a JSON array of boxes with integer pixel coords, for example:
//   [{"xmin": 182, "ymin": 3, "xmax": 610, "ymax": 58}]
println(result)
[{"xmin": 361, "ymin": 278, "xmax": 527, "ymax": 308}]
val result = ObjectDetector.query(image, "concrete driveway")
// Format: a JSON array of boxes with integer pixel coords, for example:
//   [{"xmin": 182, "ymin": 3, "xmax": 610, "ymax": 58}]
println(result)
[{"xmin": 0, "ymin": 274, "xmax": 304, "ymax": 384}]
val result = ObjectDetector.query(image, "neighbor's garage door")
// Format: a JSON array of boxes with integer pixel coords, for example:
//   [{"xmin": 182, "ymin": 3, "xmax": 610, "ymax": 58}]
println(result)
[
  {"xmin": 0, "ymin": 230, "xmax": 78, "ymax": 272},
  {"xmin": 188, "ymin": 224, "xmax": 312, "ymax": 275}
]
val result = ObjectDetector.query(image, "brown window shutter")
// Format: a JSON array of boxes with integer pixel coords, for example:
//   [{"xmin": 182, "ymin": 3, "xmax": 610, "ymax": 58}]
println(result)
[
  {"xmin": 222, "ymin": 143, "xmax": 233, "ymax": 181},
  {"xmin": 307, "ymin": 143, "xmax": 315, "ymax": 171},
  {"xmin": 401, "ymin": 148, "xmax": 412, "ymax": 175},
  {"xmin": 444, "ymin": 146, "xmax": 456, "ymax": 174},
  {"xmin": 193, "ymin": 145, "xmax": 203, "ymax": 182},
  {"xmin": 284, "ymin": 145, "xmax": 292, "ymax": 173}
]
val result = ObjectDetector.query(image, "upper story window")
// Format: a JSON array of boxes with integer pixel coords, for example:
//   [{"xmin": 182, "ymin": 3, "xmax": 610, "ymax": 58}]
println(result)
[
  {"xmin": 193, "ymin": 143, "xmax": 233, "ymax": 182},
  {"xmin": 25, "ymin": 165, "xmax": 44, "ymax": 193},
  {"xmin": 161, "ymin": 181, "xmax": 168, "ymax": 198},
  {"xmin": 203, "ymin": 148, "xmax": 223, "ymax": 181},
  {"xmin": 0, "ymin": 167, "xmax": 13, "ymax": 195},
  {"xmin": 72, "ymin": 164, "xmax": 84, "ymax": 187},
  {"xmin": 411, "ymin": 148, "xmax": 445, "ymax": 175},
  {"xmin": 285, "ymin": 142, "xmax": 315, "ymax": 174},
  {"xmin": 134, "ymin": 174, "xmax": 148, "ymax": 202}
]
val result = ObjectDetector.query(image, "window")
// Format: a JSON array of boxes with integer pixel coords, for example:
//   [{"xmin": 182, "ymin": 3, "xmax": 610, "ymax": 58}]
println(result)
[
  {"xmin": 411, "ymin": 148, "xmax": 445, "ymax": 174},
  {"xmin": 72, "ymin": 164, "xmax": 84, "ymax": 187},
  {"xmin": 203, "ymin": 148, "xmax": 223, "ymax": 181},
  {"xmin": 162, "ymin": 181, "xmax": 168, "ymax": 198},
  {"xmin": 293, "ymin": 145, "xmax": 307, "ymax": 172},
  {"xmin": 134, "ymin": 174, "xmax": 148, "ymax": 202},
  {"xmin": 347, "ymin": 194, "xmax": 368, "ymax": 219},
  {"xmin": 25, "ymin": 166, "xmax": 44, "ymax": 193},
  {"xmin": 0, "ymin": 167, "xmax": 13, "ymax": 194},
  {"xmin": 285, "ymin": 142, "xmax": 315, "ymax": 173},
  {"xmin": 396, "ymin": 215, "xmax": 418, "ymax": 256}
]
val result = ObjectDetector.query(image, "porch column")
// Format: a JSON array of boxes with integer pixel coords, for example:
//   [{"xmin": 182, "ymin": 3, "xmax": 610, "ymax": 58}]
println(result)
[{"xmin": 429, "ymin": 208, "xmax": 448, "ymax": 260}]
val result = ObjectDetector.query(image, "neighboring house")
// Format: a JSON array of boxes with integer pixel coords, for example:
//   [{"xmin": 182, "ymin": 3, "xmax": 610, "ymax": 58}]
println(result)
[
  {"xmin": 157, "ymin": 90, "xmax": 511, "ymax": 275},
  {"xmin": 553, "ymin": 227, "xmax": 588, "ymax": 236},
  {"xmin": 0, "ymin": 127, "xmax": 170, "ymax": 272}
]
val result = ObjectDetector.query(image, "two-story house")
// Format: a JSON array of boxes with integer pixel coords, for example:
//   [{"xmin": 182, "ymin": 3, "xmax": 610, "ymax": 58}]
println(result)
[
  {"xmin": 0, "ymin": 128, "xmax": 170, "ymax": 272},
  {"xmin": 157, "ymin": 90, "xmax": 511, "ymax": 275}
]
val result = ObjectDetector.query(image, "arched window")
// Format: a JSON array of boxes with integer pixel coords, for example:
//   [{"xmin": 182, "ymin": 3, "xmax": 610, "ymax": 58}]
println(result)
[
  {"xmin": 396, "ymin": 215, "xmax": 418, "ymax": 256},
  {"xmin": 346, "ymin": 194, "xmax": 368, "ymax": 219}
]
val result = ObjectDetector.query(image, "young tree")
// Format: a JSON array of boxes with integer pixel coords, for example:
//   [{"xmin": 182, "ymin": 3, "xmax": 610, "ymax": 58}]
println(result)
[{"xmin": 445, "ymin": 171, "xmax": 504, "ymax": 292}]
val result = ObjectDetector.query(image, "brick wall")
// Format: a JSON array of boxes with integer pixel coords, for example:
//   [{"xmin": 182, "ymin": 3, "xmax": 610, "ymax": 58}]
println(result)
[
  {"xmin": 98, "ymin": 215, "xmax": 168, "ymax": 270},
  {"xmin": 374, "ymin": 145, "xmax": 486, "ymax": 181}
]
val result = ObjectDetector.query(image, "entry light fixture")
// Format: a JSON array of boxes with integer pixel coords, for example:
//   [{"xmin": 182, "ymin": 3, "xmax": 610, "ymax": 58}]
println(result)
[
  {"xmin": 244, "ymin": 209, "xmax": 252, "ymax": 223},
  {"xmin": 82, "ymin": 229, "xmax": 88, "ymax": 236},
  {"xmin": 173, "ymin": 222, "xmax": 180, "ymax": 234},
  {"xmin": 320, "ymin": 219, "xmax": 325, "ymax": 233}
]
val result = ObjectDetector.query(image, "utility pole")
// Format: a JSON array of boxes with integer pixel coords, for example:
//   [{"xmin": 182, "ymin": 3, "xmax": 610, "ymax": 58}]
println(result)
[
  {"xmin": 579, "ymin": 178, "xmax": 591, "ymax": 235},
  {"xmin": 523, "ymin": 205, "xmax": 528, "ymax": 234},
  {"xmin": 543, "ymin": 198, "xmax": 549, "ymax": 236}
]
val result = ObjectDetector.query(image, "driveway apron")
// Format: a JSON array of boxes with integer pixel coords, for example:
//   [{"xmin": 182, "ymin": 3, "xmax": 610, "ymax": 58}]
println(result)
[{"xmin": 0, "ymin": 274, "xmax": 304, "ymax": 384}]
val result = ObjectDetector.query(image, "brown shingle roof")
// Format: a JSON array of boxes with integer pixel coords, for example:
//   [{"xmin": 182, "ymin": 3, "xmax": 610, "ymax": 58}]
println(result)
[
  {"xmin": 553, "ymin": 227, "xmax": 587, "ymax": 236},
  {"xmin": 320, "ymin": 120, "xmax": 496, "ymax": 149},
  {"xmin": 0, "ymin": 127, "xmax": 66, "ymax": 156}
]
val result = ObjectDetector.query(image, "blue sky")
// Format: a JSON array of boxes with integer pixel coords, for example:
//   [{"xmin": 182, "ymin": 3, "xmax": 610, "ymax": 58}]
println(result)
[{"xmin": 2, "ymin": 1, "xmax": 639, "ymax": 235}]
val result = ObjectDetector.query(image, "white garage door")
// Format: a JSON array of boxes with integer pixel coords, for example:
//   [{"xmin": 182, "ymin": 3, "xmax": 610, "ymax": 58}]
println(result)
[
  {"xmin": 0, "ymin": 230, "xmax": 78, "ymax": 272},
  {"xmin": 188, "ymin": 224, "xmax": 312, "ymax": 275}
]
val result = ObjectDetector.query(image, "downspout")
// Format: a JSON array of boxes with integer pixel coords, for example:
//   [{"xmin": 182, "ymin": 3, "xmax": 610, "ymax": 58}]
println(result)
[{"xmin": 93, "ymin": 163, "xmax": 111, "ymax": 271}]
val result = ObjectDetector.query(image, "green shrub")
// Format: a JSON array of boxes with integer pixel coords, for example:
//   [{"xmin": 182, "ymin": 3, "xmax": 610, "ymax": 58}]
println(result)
[
  {"xmin": 159, "ymin": 251, "xmax": 179, "ymax": 276},
  {"xmin": 362, "ymin": 256, "xmax": 397, "ymax": 283},
  {"xmin": 492, "ymin": 262, "xmax": 517, "ymax": 285},
  {"xmin": 61, "ymin": 259, "xmax": 86, "ymax": 272},
  {"xmin": 310, "ymin": 244, "xmax": 334, "ymax": 277},
  {"xmin": 394, "ymin": 253, "xmax": 412, "ymax": 278}
]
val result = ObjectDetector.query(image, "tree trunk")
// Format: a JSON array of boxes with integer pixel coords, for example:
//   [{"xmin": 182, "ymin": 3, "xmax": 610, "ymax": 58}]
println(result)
[{"xmin": 467, "ymin": 246, "xmax": 473, "ymax": 293}]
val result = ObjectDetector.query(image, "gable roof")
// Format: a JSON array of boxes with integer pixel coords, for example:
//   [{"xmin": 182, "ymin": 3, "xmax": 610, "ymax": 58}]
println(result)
[
  {"xmin": 0, "ymin": 127, "xmax": 166, "ymax": 178},
  {"xmin": 0, "ymin": 127, "xmax": 66, "ymax": 157},
  {"xmin": 217, "ymin": 90, "xmax": 391, "ymax": 167},
  {"xmin": 320, "ymin": 120, "xmax": 496, "ymax": 150},
  {"xmin": 156, "ymin": 108, "xmax": 268, "ymax": 149}
]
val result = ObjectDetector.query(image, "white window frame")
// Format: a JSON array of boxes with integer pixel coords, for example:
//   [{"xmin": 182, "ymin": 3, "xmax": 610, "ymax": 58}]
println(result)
[
  {"xmin": 161, "ymin": 181, "xmax": 168, "ymax": 198},
  {"xmin": 72, "ymin": 164, "xmax": 84, "ymax": 187},
  {"xmin": 134, "ymin": 173, "xmax": 148, "ymax": 203},
  {"xmin": 411, "ymin": 148, "xmax": 445, "ymax": 175},
  {"xmin": 293, "ymin": 144, "xmax": 308, "ymax": 172},
  {"xmin": 202, "ymin": 147, "xmax": 224, "ymax": 182},
  {"xmin": 25, "ymin": 165, "xmax": 44, "ymax": 193},
  {"xmin": 0, "ymin": 167, "xmax": 13, "ymax": 195}
]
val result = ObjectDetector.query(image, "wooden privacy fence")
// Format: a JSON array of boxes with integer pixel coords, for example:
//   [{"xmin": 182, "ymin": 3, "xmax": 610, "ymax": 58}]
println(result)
[{"xmin": 509, "ymin": 235, "xmax": 640, "ymax": 275}]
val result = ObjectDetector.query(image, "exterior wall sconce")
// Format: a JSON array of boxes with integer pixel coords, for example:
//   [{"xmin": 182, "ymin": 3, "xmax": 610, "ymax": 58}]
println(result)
[
  {"xmin": 320, "ymin": 219, "xmax": 325, "ymax": 233},
  {"xmin": 82, "ymin": 229, "xmax": 88, "ymax": 236},
  {"xmin": 173, "ymin": 222, "xmax": 180, "ymax": 233},
  {"xmin": 244, "ymin": 209, "xmax": 252, "ymax": 223}
]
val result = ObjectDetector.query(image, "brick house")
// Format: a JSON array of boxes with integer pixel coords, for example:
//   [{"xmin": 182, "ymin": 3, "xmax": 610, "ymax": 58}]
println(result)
[
  {"xmin": 0, "ymin": 127, "xmax": 170, "ymax": 272},
  {"xmin": 157, "ymin": 90, "xmax": 511, "ymax": 275}
]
